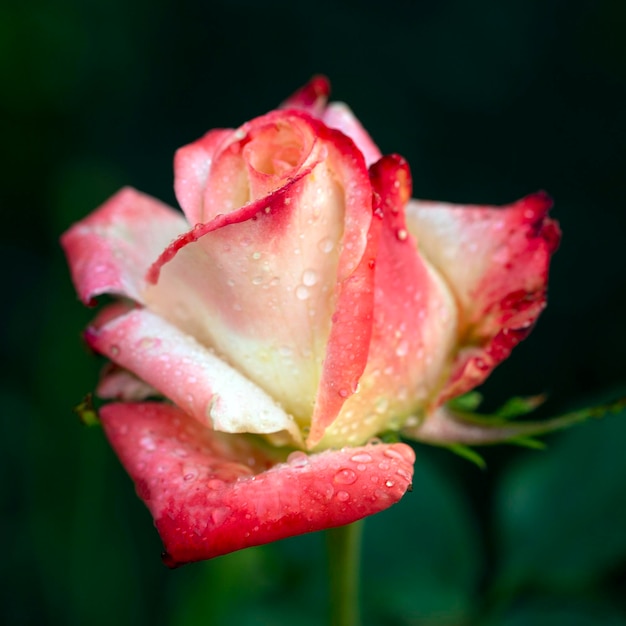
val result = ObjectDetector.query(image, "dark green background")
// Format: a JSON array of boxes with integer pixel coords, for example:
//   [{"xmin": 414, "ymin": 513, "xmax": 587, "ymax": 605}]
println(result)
[{"xmin": 2, "ymin": 0, "xmax": 626, "ymax": 624}]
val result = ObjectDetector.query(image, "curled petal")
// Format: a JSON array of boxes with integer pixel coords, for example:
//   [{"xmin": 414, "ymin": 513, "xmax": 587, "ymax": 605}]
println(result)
[
  {"xmin": 314, "ymin": 155, "xmax": 458, "ymax": 449},
  {"xmin": 60, "ymin": 187, "xmax": 189, "ymax": 305},
  {"xmin": 281, "ymin": 75, "xmax": 381, "ymax": 167},
  {"xmin": 85, "ymin": 307, "xmax": 301, "ymax": 444},
  {"xmin": 321, "ymin": 103, "xmax": 382, "ymax": 167},
  {"xmin": 280, "ymin": 75, "xmax": 331, "ymax": 117},
  {"xmin": 147, "ymin": 111, "xmax": 375, "ymax": 430},
  {"xmin": 405, "ymin": 193, "xmax": 560, "ymax": 402},
  {"xmin": 99, "ymin": 402, "xmax": 415, "ymax": 565},
  {"xmin": 174, "ymin": 129, "xmax": 234, "ymax": 225}
]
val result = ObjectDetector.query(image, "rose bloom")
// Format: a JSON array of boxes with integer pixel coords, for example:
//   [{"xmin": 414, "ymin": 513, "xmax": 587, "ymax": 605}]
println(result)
[{"xmin": 62, "ymin": 77, "xmax": 559, "ymax": 566}]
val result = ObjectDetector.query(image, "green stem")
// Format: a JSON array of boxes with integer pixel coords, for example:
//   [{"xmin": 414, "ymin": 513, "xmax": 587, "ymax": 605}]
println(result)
[{"xmin": 326, "ymin": 520, "xmax": 364, "ymax": 626}]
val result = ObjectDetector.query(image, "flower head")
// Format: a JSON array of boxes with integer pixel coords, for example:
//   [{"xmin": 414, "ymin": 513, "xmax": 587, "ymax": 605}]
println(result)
[{"xmin": 62, "ymin": 77, "xmax": 559, "ymax": 565}]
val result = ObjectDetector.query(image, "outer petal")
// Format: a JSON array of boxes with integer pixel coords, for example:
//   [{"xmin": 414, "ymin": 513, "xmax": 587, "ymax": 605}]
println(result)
[
  {"xmin": 405, "ymin": 193, "xmax": 560, "ymax": 402},
  {"xmin": 280, "ymin": 74, "xmax": 331, "ymax": 117},
  {"xmin": 145, "ymin": 111, "xmax": 376, "ymax": 430},
  {"xmin": 174, "ymin": 129, "xmax": 234, "ymax": 226},
  {"xmin": 314, "ymin": 155, "xmax": 458, "ymax": 449},
  {"xmin": 321, "ymin": 103, "xmax": 382, "ymax": 167},
  {"xmin": 60, "ymin": 187, "xmax": 189, "ymax": 305},
  {"xmin": 85, "ymin": 307, "xmax": 301, "ymax": 443},
  {"xmin": 100, "ymin": 402, "xmax": 415, "ymax": 565}
]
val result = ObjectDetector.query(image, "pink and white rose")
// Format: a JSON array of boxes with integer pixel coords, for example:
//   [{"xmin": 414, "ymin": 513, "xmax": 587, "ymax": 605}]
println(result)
[{"xmin": 62, "ymin": 76, "xmax": 559, "ymax": 565}]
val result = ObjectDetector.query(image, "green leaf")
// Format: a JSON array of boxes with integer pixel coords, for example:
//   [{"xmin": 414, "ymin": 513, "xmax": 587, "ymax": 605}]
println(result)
[
  {"xmin": 446, "ymin": 443, "xmax": 487, "ymax": 469},
  {"xmin": 493, "ymin": 405, "xmax": 626, "ymax": 592}
]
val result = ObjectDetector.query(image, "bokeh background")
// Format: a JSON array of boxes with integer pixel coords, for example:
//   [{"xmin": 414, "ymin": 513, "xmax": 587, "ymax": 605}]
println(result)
[{"xmin": 2, "ymin": 0, "xmax": 626, "ymax": 624}]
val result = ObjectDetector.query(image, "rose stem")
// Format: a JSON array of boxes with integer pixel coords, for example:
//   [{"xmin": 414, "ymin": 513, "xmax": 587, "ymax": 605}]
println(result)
[{"xmin": 326, "ymin": 519, "xmax": 364, "ymax": 626}]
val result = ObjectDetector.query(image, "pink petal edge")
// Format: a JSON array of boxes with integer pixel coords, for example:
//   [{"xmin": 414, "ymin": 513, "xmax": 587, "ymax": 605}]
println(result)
[
  {"xmin": 85, "ymin": 307, "xmax": 302, "ymax": 443},
  {"xmin": 100, "ymin": 401, "xmax": 415, "ymax": 565},
  {"xmin": 60, "ymin": 187, "xmax": 188, "ymax": 305},
  {"xmin": 405, "ymin": 193, "xmax": 560, "ymax": 404}
]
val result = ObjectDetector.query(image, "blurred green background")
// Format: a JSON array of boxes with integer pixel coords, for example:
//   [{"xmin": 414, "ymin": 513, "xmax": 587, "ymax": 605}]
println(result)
[{"xmin": 2, "ymin": 0, "xmax": 626, "ymax": 624}]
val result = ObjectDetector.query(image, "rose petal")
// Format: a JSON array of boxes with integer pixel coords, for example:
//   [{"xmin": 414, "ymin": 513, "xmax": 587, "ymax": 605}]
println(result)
[
  {"xmin": 97, "ymin": 363, "xmax": 158, "ymax": 401},
  {"xmin": 321, "ymin": 103, "xmax": 382, "ymax": 167},
  {"xmin": 313, "ymin": 155, "xmax": 458, "ymax": 449},
  {"xmin": 99, "ymin": 401, "xmax": 415, "ymax": 565},
  {"xmin": 280, "ymin": 74, "xmax": 331, "ymax": 117},
  {"xmin": 174, "ymin": 129, "xmax": 234, "ymax": 226},
  {"xmin": 405, "ymin": 193, "xmax": 560, "ymax": 402},
  {"xmin": 146, "ymin": 112, "xmax": 375, "ymax": 430},
  {"xmin": 281, "ymin": 76, "xmax": 381, "ymax": 167},
  {"xmin": 85, "ymin": 307, "xmax": 301, "ymax": 443},
  {"xmin": 60, "ymin": 187, "xmax": 189, "ymax": 305}
]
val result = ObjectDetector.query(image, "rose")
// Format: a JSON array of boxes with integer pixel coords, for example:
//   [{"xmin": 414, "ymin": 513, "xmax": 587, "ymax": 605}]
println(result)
[{"xmin": 62, "ymin": 77, "xmax": 559, "ymax": 565}]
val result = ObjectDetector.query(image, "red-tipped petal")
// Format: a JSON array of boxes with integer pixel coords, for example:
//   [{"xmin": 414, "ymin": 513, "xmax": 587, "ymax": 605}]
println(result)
[
  {"xmin": 321, "ymin": 103, "xmax": 382, "ymax": 167},
  {"xmin": 86, "ymin": 307, "xmax": 301, "ymax": 443},
  {"xmin": 60, "ymin": 187, "xmax": 188, "ymax": 305},
  {"xmin": 100, "ymin": 402, "xmax": 415, "ymax": 565},
  {"xmin": 313, "ymin": 155, "xmax": 457, "ymax": 449},
  {"xmin": 406, "ymin": 193, "xmax": 560, "ymax": 402},
  {"xmin": 174, "ymin": 129, "xmax": 234, "ymax": 225},
  {"xmin": 281, "ymin": 75, "xmax": 331, "ymax": 116}
]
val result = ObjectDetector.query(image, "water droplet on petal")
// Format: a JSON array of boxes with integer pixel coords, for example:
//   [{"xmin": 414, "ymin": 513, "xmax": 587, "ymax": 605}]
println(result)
[
  {"xmin": 302, "ymin": 269, "xmax": 318, "ymax": 286},
  {"xmin": 334, "ymin": 468, "xmax": 357, "ymax": 485},
  {"xmin": 251, "ymin": 276, "xmax": 263, "ymax": 285},
  {"xmin": 383, "ymin": 448, "xmax": 405, "ymax": 461},
  {"xmin": 287, "ymin": 450, "xmax": 309, "ymax": 466},
  {"xmin": 110, "ymin": 345, "xmax": 120, "ymax": 357},
  {"xmin": 396, "ymin": 228, "xmax": 408, "ymax": 241},
  {"xmin": 207, "ymin": 478, "xmax": 226, "ymax": 490},
  {"xmin": 295, "ymin": 285, "xmax": 309, "ymax": 300},
  {"xmin": 318, "ymin": 237, "xmax": 334, "ymax": 253},
  {"xmin": 350, "ymin": 452, "xmax": 373, "ymax": 464},
  {"xmin": 183, "ymin": 472, "xmax": 196, "ymax": 481},
  {"xmin": 336, "ymin": 490, "xmax": 350, "ymax": 502},
  {"xmin": 385, "ymin": 480, "xmax": 395, "ymax": 488}
]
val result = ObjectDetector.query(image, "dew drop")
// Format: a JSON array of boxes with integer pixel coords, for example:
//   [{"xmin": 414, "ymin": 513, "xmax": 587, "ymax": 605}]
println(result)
[
  {"xmin": 207, "ymin": 478, "xmax": 226, "ymax": 490},
  {"xmin": 318, "ymin": 237, "xmax": 334, "ymax": 253},
  {"xmin": 287, "ymin": 450, "xmax": 309, "ymax": 467},
  {"xmin": 251, "ymin": 251, "xmax": 262, "ymax": 260},
  {"xmin": 383, "ymin": 448, "xmax": 404, "ymax": 461},
  {"xmin": 350, "ymin": 452, "xmax": 373, "ymax": 464},
  {"xmin": 334, "ymin": 469, "xmax": 357, "ymax": 485},
  {"xmin": 183, "ymin": 472, "xmax": 196, "ymax": 482},
  {"xmin": 385, "ymin": 480, "xmax": 395, "ymax": 488},
  {"xmin": 396, "ymin": 228, "xmax": 408, "ymax": 241},
  {"xmin": 251, "ymin": 275, "xmax": 263, "ymax": 285},
  {"xmin": 336, "ymin": 491, "xmax": 350, "ymax": 502},
  {"xmin": 295, "ymin": 285, "xmax": 309, "ymax": 300},
  {"xmin": 302, "ymin": 269, "xmax": 318, "ymax": 286},
  {"xmin": 110, "ymin": 345, "xmax": 120, "ymax": 357}
]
